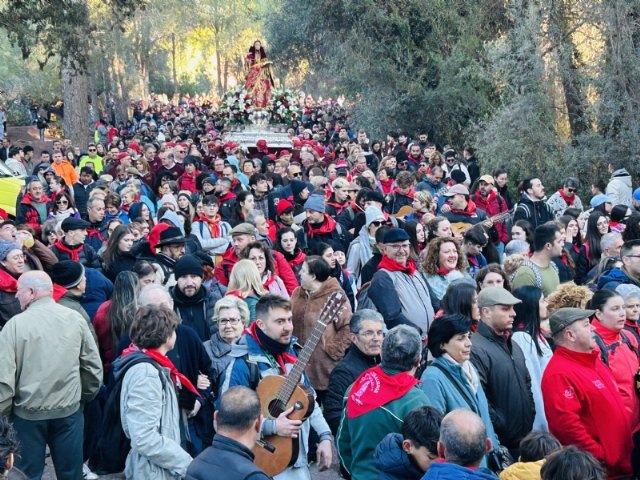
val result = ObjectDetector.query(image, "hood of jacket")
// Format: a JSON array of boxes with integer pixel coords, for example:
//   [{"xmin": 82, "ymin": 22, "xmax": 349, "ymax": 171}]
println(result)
[
  {"xmin": 374, "ymin": 433, "xmax": 424, "ymax": 480},
  {"xmin": 597, "ymin": 267, "xmax": 638, "ymax": 289},
  {"xmin": 424, "ymin": 462, "xmax": 497, "ymax": 479},
  {"xmin": 611, "ymin": 168, "xmax": 632, "ymax": 185}
]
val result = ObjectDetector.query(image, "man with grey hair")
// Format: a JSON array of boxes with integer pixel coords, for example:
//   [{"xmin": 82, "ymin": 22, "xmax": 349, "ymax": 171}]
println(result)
[
  {"xmin": 337, "ymin": 325, "xmax": 428, "ymax": 480},
  {"xmin": 423, "ymin": 410, "xmax": 494, "ymax": 479},
  {"xmin": 0, "ymin": 271, "xmax": 102, "ymax": 479},
  {"xmin": 324, "ymin": 309, "xmax": 384, "ymax": 434},
  {"xmin": 600, "ymin": 232, "xmax": 624, "ymax": 259}
]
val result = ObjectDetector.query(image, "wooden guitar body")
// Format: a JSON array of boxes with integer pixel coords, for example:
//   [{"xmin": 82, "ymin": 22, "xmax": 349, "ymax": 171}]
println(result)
[{"xmin": 253, "ymin": 375, "xmax": 315, "ymax": 476}]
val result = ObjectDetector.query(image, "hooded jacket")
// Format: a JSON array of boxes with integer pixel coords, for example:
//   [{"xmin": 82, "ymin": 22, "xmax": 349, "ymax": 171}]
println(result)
[
  {"xmin": 606, "ymin": 168, "xmax": 633, "ymax": 207},
  {"xmin": 512, "ymin": 193, "xmax": 553, "ymax": 229},
  {"xmin": 374, "ymin": 433, "xmax": 425, "ymax": 480},
  {"xmin": 597, "ymin": 266, "xmax": 640, "ymax": 290},
  {"xmin": 170, "ymin": 285, "xmax": 223, "ymax": 343},
  {"xmin": 16, "ymin": 192, "xmax": 51, "ymax": 234},
  {"xmin": 542, "ymin": 346, "xmax": 632, "ymax": 479},
  {"xmin": 290, "ymin": 277, "xmax": 352, "ymax": 390},
  {"xmin": 422, "ymin": 462, "xmax": 497, "ymax": 479}
]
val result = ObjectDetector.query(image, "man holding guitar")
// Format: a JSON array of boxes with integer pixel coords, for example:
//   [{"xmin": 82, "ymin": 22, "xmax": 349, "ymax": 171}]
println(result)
[
  {"xmin": 474, "ymin": 175, "xmax": 510, "ymax": 254},
  {"xmin": 219, "ymin": 295, "xmax": 333, "ymax": 480}
]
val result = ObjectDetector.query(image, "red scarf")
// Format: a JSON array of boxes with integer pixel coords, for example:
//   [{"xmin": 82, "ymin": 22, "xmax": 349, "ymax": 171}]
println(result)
[
  {"xmin": 347, "ymin": 365, "xmax": 419, "ymax": 418},
  {"xmin": 379, "ymin": 178, "xmax": 394, "ymax": 195},
  {"xmin": 377, "ymin": 255, "xmax": 417, "ymax": 276},
  {"xmin": 53, "ymin": 239, "xmax": 83, "ymax": 262},
  {"xmin": 558, "ymin": 189, "xmax": 575, "ymax": 205},
  {"xmin": 449, "ymin": 199, "xmax": 477, "ymax": 216},
  {"xmin": 436, "ymin": 268, "xmax": 457, "ymax": 276},
  {"xmin": 247, "ymin": 322, "xmax": 297, "ymax": 374},
  {"xmin": 142, "ymin": 348, "xmax": 200, "ymax": 397},
  {"xmin": 392, "ymin": 186, "xmax": 415, "ymax": 200},
  {"xmin": 306, "ymin": 214, "xmax": 337, "ymax": 238},
  {"xmin": 200, "ymin": 214, "xmax": 221, "ymax": 238}
]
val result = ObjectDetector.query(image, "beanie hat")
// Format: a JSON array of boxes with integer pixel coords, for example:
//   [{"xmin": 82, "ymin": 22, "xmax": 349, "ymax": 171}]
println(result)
[
  {"xmin": 160, "ymin": 194, "xmax": 178, "ymax": 210},
  {"xmin": 290, "ymin": 180, "xmax": 307, "ymax": 197},
  {"xmin": 304, "ymin": 194, "xmax": 326, "ymax": 214},
  {"xmin": 450, "ymin": 169, "xmax": 466, "ymax": 184},
  {"xmin": 51, "ymin": 261, "xmax": 85, "ymax": 289},
  {"xmin": 174, "ymin": 255, "xmax": 203, "ymax": 279},
  {"xmin": 0, "ymin": 240, "xmax": 20, "ymax": 261},
  {"xmin": 365, "ymin": 206, "xmax": 385, "ymax": 228},
  {"xmin": 277, "ymin": 199, "xmax": 294, "ymax": 217}
]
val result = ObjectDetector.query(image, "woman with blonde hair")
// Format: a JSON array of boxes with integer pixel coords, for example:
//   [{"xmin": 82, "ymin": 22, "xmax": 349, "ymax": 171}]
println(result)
[
  {"xmin": 545, "ymin": 282, "xmax": 593, "ymax": 314},
  {"xmin": 226, "ymin": 259, "xmax": 266, "ymax": 323},
  {"xmin": 423, "ymin": 236, "xmax": 470, "ymax": 301},
  {"xmin": 407, "ymin": 190, "xmax": 434, "ymax": 222}
]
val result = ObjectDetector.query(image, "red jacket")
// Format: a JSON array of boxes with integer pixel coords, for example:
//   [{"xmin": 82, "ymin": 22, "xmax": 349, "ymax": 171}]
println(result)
[
  {"xmin": 542, "ymin": 346, "xmax": 632, "ymax": 479},
  {"xmin": 176, "ymin": 169, "xmax": 201, "ymax": 193},
  {"xmin": 474, "ymin": 191, "xmax": 509, "ymax": 243}
]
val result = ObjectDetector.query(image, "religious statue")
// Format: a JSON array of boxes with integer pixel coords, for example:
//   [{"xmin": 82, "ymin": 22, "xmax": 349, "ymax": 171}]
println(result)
[{"xmin": 245, "ymin": 40, "xmax": 275, "ymax": 110}]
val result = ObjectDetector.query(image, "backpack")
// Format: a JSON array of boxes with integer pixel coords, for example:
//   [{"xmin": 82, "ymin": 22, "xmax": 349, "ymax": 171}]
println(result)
[
  {"xmin": 355, "ymin": 281, "xmax": 378, "ymax": 312},
  {"xmin": 594, "ymin": 330, "xmax": 637, "ymax": 367},
  {"xmin": 90, "ymin": 356, "xmax": 167, "ymax": 475}
]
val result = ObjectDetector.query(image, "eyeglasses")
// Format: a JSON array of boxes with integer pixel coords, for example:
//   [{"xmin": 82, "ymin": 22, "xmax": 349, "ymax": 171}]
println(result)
[
  {"xmin": 56, "ymin": 200, "xmax": 68, "ymax": 205},
  {"xmin": 625, "ymin": 255, "xmax": 640, "ymax": 259},
  {"xmin": 218, "ymin": 317, "xmax": 241, "ymax": 326},
  {"xmin": 291, "ymin": 172, "xmax": 302, "ymax": 178},
  {"xmin": 388, "ymin": 243, "xmax": 411, "ymax": 251},
  {"xmin": 359, "ymin": 330, "xmax": 384, "ymax": 339}
]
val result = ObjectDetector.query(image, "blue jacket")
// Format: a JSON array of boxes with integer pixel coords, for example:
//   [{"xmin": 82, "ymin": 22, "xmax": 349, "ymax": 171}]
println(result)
[
  {"xmin": 80, "ymin": 268, "xmax": 113, "ymax": 321},
  {"xmin": 423, "ymin": 462, "xmax": 496, "ymax": 479},
  {"xmin": 597, "ymin": 267, "xmax": 640, "ymax": 290},
  {"xmin": 420, "ymin": 357, "xmax": 499, "ymax": 454},
  {"xmin": 374, "ymin": 433, "xmax": 424, "ymax": 480}
]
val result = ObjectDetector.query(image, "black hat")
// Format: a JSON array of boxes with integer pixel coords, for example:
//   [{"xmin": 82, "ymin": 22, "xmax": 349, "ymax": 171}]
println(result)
[
  {"xmin": 61, "ymin": 217, "xmax": 91, "ymax": 232},
  {"xmin": 383, "ymin": 228, "xmax": 410, "ymax": 244},
  {"xmin": 51, "ymin": 261, "xmax": 85, "ymax": 289},
  {"xmin": 156, "ymin": 226, "xmax": 186, "ymax": 247},
  {"xmin": 174, "ymin": 255, "xmax": 204, "ymax": 279}
]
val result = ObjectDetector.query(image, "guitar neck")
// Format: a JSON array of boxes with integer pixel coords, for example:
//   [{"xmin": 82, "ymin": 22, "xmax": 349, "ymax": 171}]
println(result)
[{"xmin": 277, "ymin": 293, "xmax": 344, "ymax": 403}]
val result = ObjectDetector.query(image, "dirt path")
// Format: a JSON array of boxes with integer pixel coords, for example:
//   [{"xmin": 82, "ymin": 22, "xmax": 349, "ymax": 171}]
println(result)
[{"xmin": 6, "ymin": 125, "xmax": 59, "ymax": 158}]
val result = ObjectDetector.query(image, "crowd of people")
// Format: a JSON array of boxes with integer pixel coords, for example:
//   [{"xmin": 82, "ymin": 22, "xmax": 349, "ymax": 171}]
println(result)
[{"xmin": 1, "ymin": 96, "xmax": 640, "ymax": 480}]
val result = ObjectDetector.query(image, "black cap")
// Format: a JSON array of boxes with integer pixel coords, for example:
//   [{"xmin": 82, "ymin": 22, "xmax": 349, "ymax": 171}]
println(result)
[
  {"xmin": 61, "ymin": 217, "xmax": 91, "ymax": 232},
  {"xmin": 156, "ymin": 226, "xmax": 186, "ymax": 247}
]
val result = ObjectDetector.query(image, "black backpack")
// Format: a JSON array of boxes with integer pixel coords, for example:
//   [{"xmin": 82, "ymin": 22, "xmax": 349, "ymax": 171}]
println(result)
[{"xmin": 90, "ymin": 356, "xmax": 167, "ymax": 475}]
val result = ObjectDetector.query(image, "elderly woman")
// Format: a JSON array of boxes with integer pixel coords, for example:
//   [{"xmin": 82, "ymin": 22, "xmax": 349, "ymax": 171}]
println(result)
[
  {"xmin": 291, "ymin": 256, "xmax": 352, "ymax": 399},
  {"xmin": 0, "ymin": 240, "xmax": 25, "ymax": 329},
  {"xmin": 115, "ymin": 305, "xmax": 193, "ymax": 479},
  {"xmin": 423, "ymin": 236, "xmax": 471, "ymax": 301},
  {"xmin": 420, "ymin": 313, "xmax": 499, "ymax": 466}
]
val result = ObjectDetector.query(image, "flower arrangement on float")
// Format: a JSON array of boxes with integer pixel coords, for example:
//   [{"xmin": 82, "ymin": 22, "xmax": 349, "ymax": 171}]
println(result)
[
  {"xmin": 217, "ymin": 86, "xmax": 254, "ymax": 124},
  {"xmin": 267, "ymin": 88, "xmax": 301, "ymax": 126}
]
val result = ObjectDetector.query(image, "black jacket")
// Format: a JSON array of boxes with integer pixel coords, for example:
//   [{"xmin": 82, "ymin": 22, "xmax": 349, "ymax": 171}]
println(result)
[
  {"xmin": 186, "ymin": 434, "xmax": 271, "ymax": 480},
  {"xmin": 470, "ymin": 322, "xmax": 535, "ymax": 449},
  {"xmin": 360, "ymin": 252, "xmax": 382, "ymax": 286},
  {"xmin": 324, "ymin": 344, "xmax": 380, "ymax": 434},
  {"xmin": 512, "ymin": 193, "xmax": 553, "ymax": 229},
  {"xmin": 72, "ymin": 181, "xmax": 96, "ymax": 219},
  {"xmin": 103, "ymin": 252, "xmax": 137, "ymax": 282}
]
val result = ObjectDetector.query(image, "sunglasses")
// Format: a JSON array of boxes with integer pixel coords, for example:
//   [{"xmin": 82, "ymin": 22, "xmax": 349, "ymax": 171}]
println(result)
[
  {"xmin": 567, "ymin": 188, "xmax": 576, "ymax": 193},
  {"xmin": 320, "ymin": 184, "xmax": 328, "ymax": 188},
  {"xmin": 56, "ymin": 200, "xmax": 68, "ymax": 205},
  {"xmin": 370, "ymin": 220, "xmax": 389, "ymax": 227},
  {"xmin": 88, "ymin": 149, "xmax": 96, "ymax": 152},
  {"xmin": 292, "ymin": 172, "xmax": 302, "ymax": 178}
]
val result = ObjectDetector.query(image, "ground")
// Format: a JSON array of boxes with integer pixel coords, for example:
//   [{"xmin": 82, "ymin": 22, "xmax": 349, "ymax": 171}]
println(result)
[{"xmin": 6, "ymin": 125, "xmax": 57, "ymax": 159}]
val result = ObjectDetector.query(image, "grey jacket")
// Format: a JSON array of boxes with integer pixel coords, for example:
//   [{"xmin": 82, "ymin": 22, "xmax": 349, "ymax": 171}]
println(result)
[
  {"xmin": 606, "ymin": 168, "xmax": 633, "ymax": 207},
  {"xmin": 192, "ymin": 219, "xmax": 232, "ymax": 256},
  {"xmin": 119, "ymin": 360, "xmax": 192, "ymax": 479}
]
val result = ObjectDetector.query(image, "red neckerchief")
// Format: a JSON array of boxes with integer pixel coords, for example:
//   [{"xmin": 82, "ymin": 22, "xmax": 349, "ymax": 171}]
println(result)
[
  {"xmin": 474, "ymin": 190, "xmax": 496, "ymax": 206},
  {"xmin": 141, "ymin": 347, "xmax": 200, "ymax": 397},
  {"xmin": 392, "ymin": 186, "xmax": 415, "ymax": 200},
  {"xmin": 54, "ymin": 239, "xmax": 83, "ymax": 262},
  {"xmin": 0, "ymin": 268, "xmax": 17, "ymax": 293},
  {"xmin": 247, "ymin": 322, "xmax": 297, "ymax": 374},
  {"xmin": 467, "ymin": 255, "xmax": 480, "ymax": 267},
  {"xmin": 379, "ymin": 178, "xmax": 394, "ymax": 195},
  {"xmin": 87, "ymin": 228, "xmax": 103, "ymax": 242},
  {"xmin": 52, "ymin": 284, "xmax": 67, "ymax": 301},
  {"xmin": 558, "ymin": 189, "xmax": 575, "ymax": 205},
  {"xmin": 408, "ymin": 154, "xmax": 424, "ymax": 165},
  {"xmin": 377, "ymin": 255, "xmax": 417, "ymax": 276},
  {"xmin": 230, "ymin": 178, "xmax": 240, "ymax": 191},
  {"xmin": 307, "ymin": 214, "xmax": 337, "ymax": 237},
  {"xmin": 449, "ymin": 199, "xmax": 477, "ymax": 216},
  {"xmin": 200, "ymin": 214, "xmax": 221, "ymax": 238},
  {"xmin": 218, "ymin": 191, "xmax": 236, "ymax": 202},
  {"xmin": 263, "ymin": 272, "xmax": 276, "ymax": 289},
  {"xmin": 21, "ymin": 192, "xmax": 51, "ymax": 206},
  {"xmin": 347, "ymin": 365, "xmax": 418, "ymax": 418},
  {"xmin": 436, "ymin": 268, "xmax": 457, "ymax": 276}
]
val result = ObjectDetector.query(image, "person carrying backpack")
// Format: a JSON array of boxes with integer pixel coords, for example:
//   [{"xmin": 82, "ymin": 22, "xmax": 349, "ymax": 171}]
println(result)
[{"xmin": 114, "ymin": 305, "xmax": 194, "ymax": 479}]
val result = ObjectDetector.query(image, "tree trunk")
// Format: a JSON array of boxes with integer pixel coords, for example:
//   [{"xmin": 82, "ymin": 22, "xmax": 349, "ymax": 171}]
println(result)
[
  {"xmin": 62, "ymin": 50, "xmax": 90, "ymax": 148},
  {"xmin": 172, "ymin": 32, "xmax": 178, "ymax": 95},
  {"xmin": 223, "ymin": 56, "xmax": 229, "ymax": 92},
  {"xmin": 110, "ymin": 36, "xmax": 129, "ymax": 124}
]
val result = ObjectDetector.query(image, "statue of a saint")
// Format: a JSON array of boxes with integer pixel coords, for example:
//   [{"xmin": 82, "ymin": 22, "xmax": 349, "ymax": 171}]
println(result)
[{"xmin": 244, "ymin": 40, "xmax": 274, "ymax": 109}]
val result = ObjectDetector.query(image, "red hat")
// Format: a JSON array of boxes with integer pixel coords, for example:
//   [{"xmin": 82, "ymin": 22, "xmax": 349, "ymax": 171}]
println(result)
[
  {"xmin": 178, "ymin": 142, "xmax": 188, "ymax": 149},
  {"xmin": 166, "ymin": 141, "xmax": 177, "ymax": 148},
  {"xmin": 279, "ymin": 149, "xmax": 291, "ymax": 158},
  {"xmin": 276, "ymin": 199, "xmax": 294, "ymax": 217},
  {"xmin": 336, "ymin": 159, "xmax": 348, "ymax": 169},
  {"xmin": 117, "ymin": 152, "xmax": 131, "ymax": 161},
  {"xmin": 224, "ymin": 141, "xmax": 238, "ymax": 150},
  {"xmin": 256, "ymin": 139, "xmax": 268, "ymax": 151},
  {"xmin": 128, "ymin": 142, "xmax": 142, "ymax": 154},
  {"xmin": 293, "ymin": 138, "xmax": 303, "ymax": 148},
  {"xmin": 314, "ymin": 145, "xmax": 325, "ymax": 157},
  {"xmin": 148, "ymin": 223, "xmax": 171, "ymax": 253},
  {"xmin": 267, "ymin": 154, "xmax": 277, "ymax": 161}
]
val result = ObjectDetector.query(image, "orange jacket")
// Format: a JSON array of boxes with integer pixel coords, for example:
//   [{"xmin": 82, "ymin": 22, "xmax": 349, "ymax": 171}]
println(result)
[{"xmin": 52, "ymin": 160, "xmax": 78, "ymax": 186}]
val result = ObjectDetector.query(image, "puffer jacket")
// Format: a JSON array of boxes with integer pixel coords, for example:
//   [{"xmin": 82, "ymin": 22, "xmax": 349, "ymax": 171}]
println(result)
[
  {"xmin": 116, "ymin": 352, "xmax": 192, "ymax": 479},
  {"xmin": 470, "ymin": 322, "xmax": 535, "ymax": 450},
  {"xmin": 499, "ymin": 460, "xmax": 544, "ymax": 480},
  {"xmin": 16, "ymin": 192, "xmax": 51, "ymax": 234},
  {"xmin": 606, "ymin": 168, "xmax": 633, "ymax": 207},
  {"xmin": 291, "ymin": 277, "xmax": 352, "ymax": 391},
  {"xmin": 374, "ymin": 433, "xmax": 424, "ymax": 480},
  {"xmin": 597, "ymin": 267, "xmax": 640, "ymax": 290},
  {"xmin": 423, "ymin": 462, "xmax": 497, "ymax": 479}
]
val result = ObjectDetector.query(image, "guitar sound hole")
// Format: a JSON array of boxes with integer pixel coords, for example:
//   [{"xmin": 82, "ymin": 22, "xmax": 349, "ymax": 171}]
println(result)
[{"xmin": 267, "ymin": 398, "xmax": 287, "ymax": 418}]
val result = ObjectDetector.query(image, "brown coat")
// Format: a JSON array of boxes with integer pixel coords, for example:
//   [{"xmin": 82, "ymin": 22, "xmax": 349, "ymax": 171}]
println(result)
[{"xmin": 291, "ymin": 277, "xmax": 352, "ymax": 391}]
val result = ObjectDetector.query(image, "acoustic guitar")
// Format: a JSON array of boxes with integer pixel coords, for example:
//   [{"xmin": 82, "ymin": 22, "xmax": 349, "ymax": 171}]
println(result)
[
  {"xmin": 450, "ymin": 209, "xmax": 513, "ymax": 237},
  {"xmin": 253, "ymin": 291, "xmax": 346, "ymax": 476},
  {"xmin": 391, "ymin": 184, "xmax": 450, "ymax": 219}
]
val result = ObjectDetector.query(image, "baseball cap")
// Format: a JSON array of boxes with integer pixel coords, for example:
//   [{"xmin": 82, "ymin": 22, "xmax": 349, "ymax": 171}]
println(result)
[
  {"xmin": 444, "ymin": 184, "xmax": 470, "ymax": 197},
  {"xmin": 479, "ymin": 175, "xmax": 495, "ymax": 185}
]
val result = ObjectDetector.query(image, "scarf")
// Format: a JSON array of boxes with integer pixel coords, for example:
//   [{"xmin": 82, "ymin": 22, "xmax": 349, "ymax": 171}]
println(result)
[
  {"xmin": 142, "ymin": 347, "xmax": 200, "ymax": 397},
  {"xmin": 449, "ymin": 199, "xmax": 477, "ymax": 216},
  {"xmin": 378, "ymin": 178, "xmax": 394, "ymax": 195},
  {"xmin": 377, "ymin": 255, "xmax": 417, "ymax": 276},
  {"xmin": 436, "ymin": 267, "xmax": 457, "ymax": 276},
  {"xmin": 558, "ymin": 188, "xmax": 575, "ymax": 205},
  {"xmin": 443, "ymin": 353, "xmax": 479, "ymax": 394},
  {"xmin": 392, "ymin": 186, "xmax": 415, "ymax": 200},
  {"xmin": 306, "ymin": 214, "xmax": 337, "ymax": 238},
  {"xmin": 54, "ymin": 239, "xmax": 83, "ymax": 262},
  {"xmin": 247, "ymin": 322, "xmax": 297, "ymax": 374},
  {"xmin": 357, "ymin": 226, "xmax": 375, "ymax": 272},
  {"xmin": 347, "ymin": 365, "xmax": 419, "ymax": 418},
  {"xmin": 200, "ymin": 214, "xmax": 222, "ymax": 238}
]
